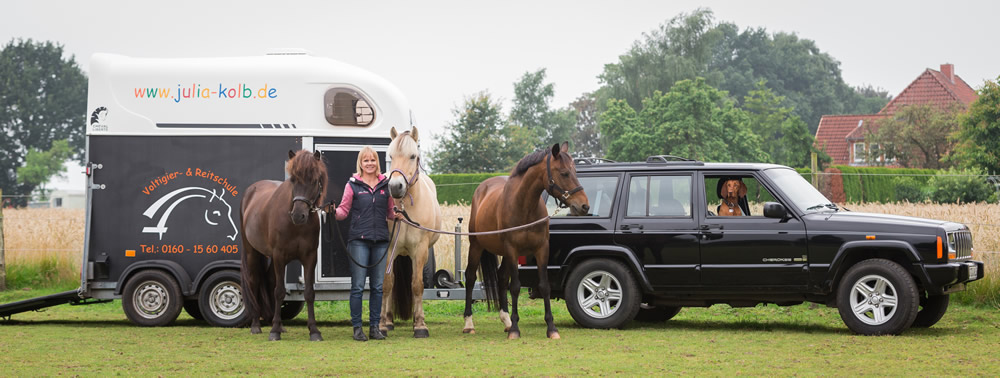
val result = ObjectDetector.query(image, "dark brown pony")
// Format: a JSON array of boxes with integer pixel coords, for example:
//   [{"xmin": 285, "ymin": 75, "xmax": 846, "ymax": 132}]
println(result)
[
  {"xmin": 241, "ymin": 150, "xmax": 328, "ymax": 341},
  {"xmin": 463, "ymin": 142, "xmax": 590, "ymax": 339}
]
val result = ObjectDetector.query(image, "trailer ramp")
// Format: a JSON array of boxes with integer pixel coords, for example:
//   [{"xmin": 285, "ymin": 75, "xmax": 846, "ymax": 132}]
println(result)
[{"xmin": 0, "ymin": 289, "xmax": 110, "ymax": 320}]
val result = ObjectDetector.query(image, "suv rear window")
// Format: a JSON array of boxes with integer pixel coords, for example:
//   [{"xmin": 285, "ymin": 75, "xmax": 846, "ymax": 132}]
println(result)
[{"xmin": 546, "ymin": 175, "xmax": 619, "ymax": 217}]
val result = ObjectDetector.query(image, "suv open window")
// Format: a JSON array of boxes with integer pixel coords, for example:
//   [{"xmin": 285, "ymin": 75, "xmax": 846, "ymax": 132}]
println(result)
[
  {"xmin": 546, "ymin": 175, "xmax": 619, "ymax": 217},
  {"xmin": 625, "ymin": 175, "xmax": 691, "ymax": 218},
  {"xmin": 704, "ymin": 174, "xmax": 778, "ymax": 217}
]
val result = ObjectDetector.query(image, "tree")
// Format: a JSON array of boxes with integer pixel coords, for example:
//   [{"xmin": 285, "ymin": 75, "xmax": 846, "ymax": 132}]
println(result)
[
  {"xmin": 428, "ymin": 92, "xmax": 533, "ymax": 173},
  {"xmin": 949, "ymin": 77, "xmax": 1000, "ymax": 174},
  {"xmin": 1, "ymin": 39, "xmax": 87, "ymax": 202},
  {"xmin": 601, "ymin": 78, "xmax": 768, "ymax": 163},
  {"xmin": 510, "ymin": 69, "xmax": 576, "ymax": 146},
  {"xmin": 16, "ymin": 139, "xmax": 72, "ymax": 200},
  {"xmin": 569, "ymin": 93, "xmax": 603, "ymax": 158},
  {"xmin": 742, "ymin": 80, "xmax": 817, "ymax": 167},
  {"xmin": 595, "ymin": 9, "xmax": 888, "ymax": 134},
  {"xmin": 865, "ymin": 104, "xmax": 961, "ymax": 169}
]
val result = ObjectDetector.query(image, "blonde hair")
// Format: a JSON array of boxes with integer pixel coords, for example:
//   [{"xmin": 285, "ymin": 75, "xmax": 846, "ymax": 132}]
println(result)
[{"xmin": 355, "ymin": 146, "xmax": 381, "ymax": 176}]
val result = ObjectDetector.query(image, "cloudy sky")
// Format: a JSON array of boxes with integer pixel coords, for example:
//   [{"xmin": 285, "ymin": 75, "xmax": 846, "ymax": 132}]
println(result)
[{"xmin": 4, "ymin": 0, "xmax": 997, "ymax": 190}]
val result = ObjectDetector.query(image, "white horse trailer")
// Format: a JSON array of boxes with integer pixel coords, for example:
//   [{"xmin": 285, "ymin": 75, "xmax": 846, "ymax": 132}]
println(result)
[{"xmin": 0, "ymin": 52, "xmax": 478, "ymax": 327}]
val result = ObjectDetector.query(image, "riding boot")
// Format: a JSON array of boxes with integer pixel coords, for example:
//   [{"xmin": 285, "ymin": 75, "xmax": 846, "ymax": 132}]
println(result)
[
  {"xmin": 369, "ymin": 326, "xmax": 386, "ymax": 340},
  {"xmin": 353, "ymin": 326, "xmax": 368, "ymax": 341}
]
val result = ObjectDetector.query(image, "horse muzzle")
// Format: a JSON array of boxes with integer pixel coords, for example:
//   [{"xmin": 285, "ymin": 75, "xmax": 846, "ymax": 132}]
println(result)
[{"xmin": 388, "ymin": 178, "xmax": 407, "ymax": 199}]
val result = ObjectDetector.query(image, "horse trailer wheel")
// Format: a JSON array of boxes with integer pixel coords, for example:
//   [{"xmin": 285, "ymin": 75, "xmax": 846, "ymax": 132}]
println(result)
[
  {"xmin": 565, "ymin": 258, "xmax": 640, "ymax": 329},
  {"xmin": 198, "ymin": 270, "xmax": 248, "ymax": 327},
  {"xmin": 122, "ymin": 270, "xmax": 183, "ymax": 327},
  {"xmin": 184, "ymin": 300, "xmax": 204, "ymax": 321},
  {"xmin": 836, "ymin": 259, "xmax": 918, "ymax": 335},
  {"xmin": 280, "ymin": 301, "xmax": 305, "ymax": 321},
  {"xmin": 911, "ymin": 293, "xmax": 950, "ymax": 328}
]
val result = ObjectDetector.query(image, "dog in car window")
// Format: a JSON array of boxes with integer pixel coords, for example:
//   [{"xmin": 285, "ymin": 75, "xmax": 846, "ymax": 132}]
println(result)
[{"xmin": 718, "ymin": 178, "xmax": 747, "ymax": 216}]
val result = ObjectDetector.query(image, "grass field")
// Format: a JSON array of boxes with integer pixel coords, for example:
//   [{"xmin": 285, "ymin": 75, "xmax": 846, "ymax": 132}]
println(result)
[{"xmin": 2, "ymin": 287, "xmax": 999, "ymax": 375}]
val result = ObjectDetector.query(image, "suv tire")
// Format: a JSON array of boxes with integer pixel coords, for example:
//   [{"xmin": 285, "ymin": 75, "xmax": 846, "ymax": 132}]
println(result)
[
  {"xmin": 634, "ymin": 305, "xmax": 682, "ymax": 323},
  {"xmin": 911, "ymin": 293, "xmax": 949, "ymax": 328},
  {"xmin": 122, "ymin": 270, "xmax": 183, "ymax": 327},
  {"xmin": 565, "ymin": 258, "xmax": 640, "ymax": 329},
  {"xmin": 836, "ymin": 259, "xmax": 919, "ymax": 335},
  {"xmin": 198, "ymin": 270, "xmax": 248, "ymax": 327}
]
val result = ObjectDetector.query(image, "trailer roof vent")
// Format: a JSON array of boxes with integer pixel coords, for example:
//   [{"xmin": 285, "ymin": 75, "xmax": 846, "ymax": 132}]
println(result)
[{"xmin": 266, "ymin": 48, "xmax": 312, "ymax": 56}]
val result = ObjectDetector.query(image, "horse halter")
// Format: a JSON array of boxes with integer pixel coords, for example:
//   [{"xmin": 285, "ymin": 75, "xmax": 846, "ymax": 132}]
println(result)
[
  {"xmin": 388, "ymin": 156, "xmax": 421, "ymax": 206},
  {"xmin": 290, "ymin": 181, "xmax": 323, "ymax": 216},
  {"xmin": 546, "ymin": 153, "xmax": 583, "ymax": 209}
]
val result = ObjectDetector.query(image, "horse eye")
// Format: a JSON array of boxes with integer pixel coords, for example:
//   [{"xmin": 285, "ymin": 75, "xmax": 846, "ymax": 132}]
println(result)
[
  {"xmin": 561, "ymin": 172, "xmax": 570, "ymax": 178},
  {"xmin": 410, "ymin": 154, "xmax": 416, "ymax": 160}
]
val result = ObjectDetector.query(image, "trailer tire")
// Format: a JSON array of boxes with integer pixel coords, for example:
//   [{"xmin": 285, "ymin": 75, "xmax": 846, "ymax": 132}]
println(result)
[
  {"xmin": 280, "ymin": 301, "xmax": 305, "ymax": 321},
  {"xmin": 198, "ymin": 270, "xmax": 248, "ymax": 327},
  {"xmin": 122, "ymin": 270, "xmax": 183, "ymax": 327},
  {"xmin": 184, "ymin": 300, "xmax": 204, "ymax": 321}
]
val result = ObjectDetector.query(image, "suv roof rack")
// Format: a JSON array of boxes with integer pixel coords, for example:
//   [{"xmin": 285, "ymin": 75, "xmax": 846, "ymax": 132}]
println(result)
[
  {"xmin": 574, "ymin": 157, "xmax": 618, "ymax": 165},
  {"xmin": 646, "ymin": 155, "xmax": 695, "ymax": 163}
]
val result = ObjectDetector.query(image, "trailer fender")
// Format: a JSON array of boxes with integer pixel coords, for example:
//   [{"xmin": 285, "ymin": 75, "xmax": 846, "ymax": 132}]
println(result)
[
  {"xmin": 562, "ymin": 245, "xmax": 653, "ymax": 293},
  {"xmin": 115, "ymin": 260, "xmax": 193, "ymax": 296},
  {"xmin": 190, "ymin": 260, "xmax": 242, "ymax": 296}
]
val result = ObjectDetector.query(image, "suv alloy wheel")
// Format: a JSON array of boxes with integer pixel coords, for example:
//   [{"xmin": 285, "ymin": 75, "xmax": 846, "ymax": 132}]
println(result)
[
  {"xmin": 565, "ymin": 258, "xmax": 641, "ymax": 329},
  {"xmin": 836, "ymin": 259, "xmax": 919, "ymax": 335}
]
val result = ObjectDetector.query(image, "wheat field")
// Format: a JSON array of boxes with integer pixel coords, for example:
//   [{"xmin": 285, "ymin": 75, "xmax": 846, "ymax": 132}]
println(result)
[{"xmin": 1, "ymin": 203, "xmax": 996, "ymax": 289}]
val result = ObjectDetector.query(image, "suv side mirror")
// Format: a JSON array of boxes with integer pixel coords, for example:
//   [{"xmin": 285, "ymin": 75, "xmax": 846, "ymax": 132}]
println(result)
[{"xmin": 763, "ymin": 202, "xmax": 788, "ymax": 219}]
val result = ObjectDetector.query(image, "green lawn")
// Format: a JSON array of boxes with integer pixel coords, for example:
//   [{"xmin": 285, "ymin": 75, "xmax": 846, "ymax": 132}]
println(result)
[{"xmin": 1, "ymin": 287, "xmax": 999, "ymax": 375}]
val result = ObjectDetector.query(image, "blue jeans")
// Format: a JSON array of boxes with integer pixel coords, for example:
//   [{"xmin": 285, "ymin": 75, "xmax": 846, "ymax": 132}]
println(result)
[{"xmin": 348, "ymin": 239, "xmax": 388, "ymax": 328}]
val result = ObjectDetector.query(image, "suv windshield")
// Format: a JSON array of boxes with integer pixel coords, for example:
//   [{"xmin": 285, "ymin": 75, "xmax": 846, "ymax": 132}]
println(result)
[{"xmin": 763, "ymin": 168, "xmax": 835, "ymax": 213}]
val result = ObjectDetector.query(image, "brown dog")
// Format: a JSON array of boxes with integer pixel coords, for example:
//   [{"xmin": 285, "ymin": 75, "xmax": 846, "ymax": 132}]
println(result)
[{"xmin": 719, "ymin": 179, "xmax": 747, "ymax": 216}]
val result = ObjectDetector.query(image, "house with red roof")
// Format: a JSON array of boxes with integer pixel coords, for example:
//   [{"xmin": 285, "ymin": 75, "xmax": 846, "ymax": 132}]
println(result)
[{"xmin": 814, "ymin": 64, "xmax": 979, "ymax": 166}]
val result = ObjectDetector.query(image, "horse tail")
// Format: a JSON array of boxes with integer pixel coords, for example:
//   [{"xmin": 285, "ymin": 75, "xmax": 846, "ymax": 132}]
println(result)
[
  {"xmin": 479, "ymin": 250, "xmax": 500, "ymax": 311},
  {"xmin": 391, "ymin": 255, "xmax": 414, "ymax": 320}
]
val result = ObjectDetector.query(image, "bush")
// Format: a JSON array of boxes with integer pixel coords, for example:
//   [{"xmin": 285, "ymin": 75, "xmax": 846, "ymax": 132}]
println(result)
[
  {"xmin": 928, "ymin": 168, "xmax": 994, "ymax": 203},
  {"xmin": 893, "ymin": 176, "xmax": 929, "ymax": 203}
]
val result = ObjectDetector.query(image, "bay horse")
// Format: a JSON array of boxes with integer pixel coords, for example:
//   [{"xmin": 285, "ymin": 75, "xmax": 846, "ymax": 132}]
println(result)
[
  {"xmin": 240, "ymin": 150, "xmax": 327, "ymax": 341},
  {"xmin": 463, "ymin": 142, "xmax": 590, "ymax": 339},
  {"xmin": 380, "ymin": 126, "xmax": 442, "ymax": 338}
]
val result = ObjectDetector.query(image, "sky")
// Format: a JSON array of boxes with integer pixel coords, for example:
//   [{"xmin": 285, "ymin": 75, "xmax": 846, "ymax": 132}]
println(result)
[{"xmin": 5, "ymin": 0, "xmax": 998, "ymax": 191}]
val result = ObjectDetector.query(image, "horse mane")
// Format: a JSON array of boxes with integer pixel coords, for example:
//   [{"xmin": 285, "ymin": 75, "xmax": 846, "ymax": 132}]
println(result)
[
  {"xmin": 511, "ymin": 148, "xmax": 570, "ymax": 177},
  {"xmin": 392, "ymin": 130, "xmax": 418, "ymax": 154},
  {"xmin": 285, "ymin": 150, "xmax": 328, "ymax": 203}
]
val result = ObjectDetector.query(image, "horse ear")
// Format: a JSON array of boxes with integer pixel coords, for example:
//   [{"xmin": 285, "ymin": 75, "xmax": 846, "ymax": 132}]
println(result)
[
  {"xmin": 560, "ymin": 141, "xmax": 569, "ymax": 153},
  {"xmin": 313, "ymin": 150, "xmax": 322, "ymax": 161},
  {"xmin": 411, "ymin": 126, "xmax": 419, "ymax": 142},
  {"xmin": 390, "ymin": 127, "xmax": 398, "ymax": 140},
  {"xmin": 551, "ymin": 143, "xmax": 560, "ymax": 157},
  {"xmin": 288, "ymin": 150, "xmax": 295, "ymax": 159}
]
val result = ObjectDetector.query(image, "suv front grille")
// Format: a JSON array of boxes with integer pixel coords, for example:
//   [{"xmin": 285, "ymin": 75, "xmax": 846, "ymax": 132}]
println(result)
[{"xmin": 950, "ymin": 230, "xmax": 973, "ymax": 259}]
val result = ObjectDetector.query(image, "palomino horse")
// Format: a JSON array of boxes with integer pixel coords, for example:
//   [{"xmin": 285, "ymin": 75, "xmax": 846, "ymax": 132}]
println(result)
[
  {"xmin": 463, "ymin": 142, "xmax": 590, "ymax": 339},
  {"xmin": 380, "ymin": 126, "xmax": 442, "ymax": 338},
  {"xmin": 240, "ymin": 150, "xmax": 327, "ymax": 341}
]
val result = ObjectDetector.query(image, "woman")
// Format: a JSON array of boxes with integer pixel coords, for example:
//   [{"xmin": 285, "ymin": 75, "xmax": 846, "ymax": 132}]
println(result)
[{"xmin": 334, "ymin": 146, "xmax": 398, "ymax": 341}]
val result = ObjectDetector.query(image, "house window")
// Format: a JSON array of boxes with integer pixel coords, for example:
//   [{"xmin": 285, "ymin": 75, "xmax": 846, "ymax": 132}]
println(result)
[
  {"xmin": 54, "ymin": 198, "xmax": 63, "ymax": 208},
  {"xmin": 324, "ymin": 88, "xmax": 375, "ymax": 126},
  {"xmin": 853, "ymin": 143, "xmax": 865, "ymax": 163},
  {"xmin": 870, "ymin": 143, "xmax": 881, "ymax": 163}
]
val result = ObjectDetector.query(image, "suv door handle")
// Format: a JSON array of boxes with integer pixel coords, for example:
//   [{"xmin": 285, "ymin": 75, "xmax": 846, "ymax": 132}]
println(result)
[
  {"xmin": 700, "ymin": 224, "xmax": 723, "ymax": 233},
  {"xmin": 620, "ymin": 223, "xmax": 644, "ymax": 233}
]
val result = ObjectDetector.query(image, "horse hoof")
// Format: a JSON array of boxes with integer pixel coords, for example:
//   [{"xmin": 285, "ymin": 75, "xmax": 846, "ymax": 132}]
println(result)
[
  {"xmin": 250, "ymin": 328, "xmax": 262, "ymax": 335},
  {"xmin": 548, "ymin": 332, "xmax": 561, "ymax": 340},
  {"xmin": 462, "ymin": 328, "xmax": 475, "ymax": 334},
  {"xmin": 507, "ymin": 331, "xmax": 520, "ymax": 340},
  {"xmin": 414, "ymin": 329, "xmax": 430, "ymax": 338},
  {"xmin": 310, "ymin": 333, "xmax": 323, "ymax": 342},
  {"xmin": 386, "ymin": 324, "xmax": 395, "ymax": 331},
  {"xmin": 268, "ymin": 332, "xmax": 281, "ymax": 341}
]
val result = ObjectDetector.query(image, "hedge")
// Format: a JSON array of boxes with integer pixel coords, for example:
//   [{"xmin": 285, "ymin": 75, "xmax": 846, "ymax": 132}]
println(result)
[
  {"xmin": 428, "ymin": 172, "xmax": 506, "ymax": 205},
  {"xmin": 831, "ymin": 166, "xmax": 939, "ymax": 203}
]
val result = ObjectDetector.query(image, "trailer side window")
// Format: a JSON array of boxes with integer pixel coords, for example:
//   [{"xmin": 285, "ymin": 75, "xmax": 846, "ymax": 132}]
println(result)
[{"xmin": 324, "ymin": 88, "xmax": 375, "ymax": 126}]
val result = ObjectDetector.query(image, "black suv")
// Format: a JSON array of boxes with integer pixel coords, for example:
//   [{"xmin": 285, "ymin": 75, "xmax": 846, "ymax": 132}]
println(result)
[{"xmin": 521, "ymin": 156, "xmax": 984, "ymax": 335}]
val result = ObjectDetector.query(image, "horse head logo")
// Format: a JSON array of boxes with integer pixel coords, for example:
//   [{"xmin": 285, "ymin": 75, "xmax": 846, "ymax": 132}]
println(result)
[{"xmin": 141, "ymin": 187, "xmax": 239, "ymax": 241}]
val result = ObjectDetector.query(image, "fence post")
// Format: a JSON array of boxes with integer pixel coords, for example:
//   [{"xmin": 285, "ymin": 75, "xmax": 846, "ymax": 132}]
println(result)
[
  {"xmin": 0, "ymin": 188, "xmax": 6, "ymax": 291},
  {"xmin": 810, "ymin": 152, "xmax": 818, "ymax": 188}
]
